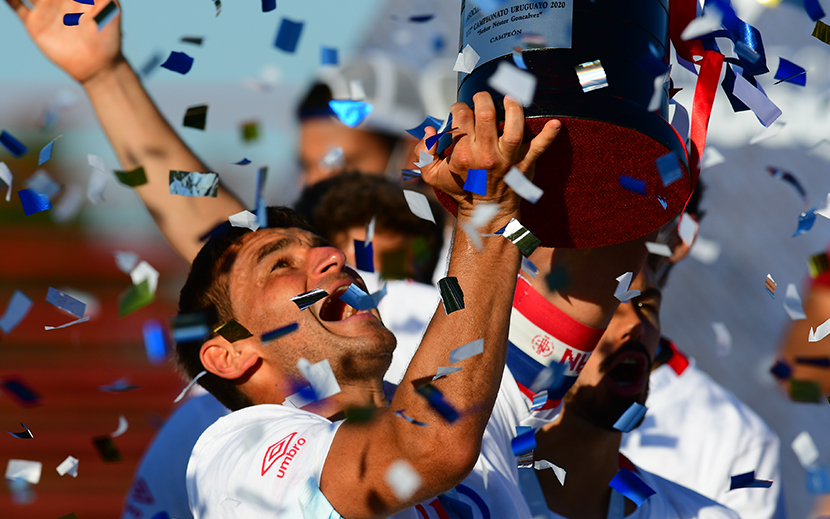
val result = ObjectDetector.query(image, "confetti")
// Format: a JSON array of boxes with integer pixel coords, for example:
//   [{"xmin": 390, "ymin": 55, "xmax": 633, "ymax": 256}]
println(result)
[
  {"xmin": 0, "ymin": 130, "xmax": 27, "ymax": 157},
  {"xmin": 290, "ymin": 288, "xmax": 328, "ymax": 310},
  {"xmin": 160, "ymin": 51, "xmax": 194, "ymax": 75},
  {"xmin": 401, "ymin": 169, "xmax": 421, "ymax": 181},
  {"xmin": 5, "ymin": 459, "xmax": 42, "ymax": 484},
  {"xmin": 609, "ymin": 469, "xmax": 656, "ymax": 507},
  {"xmin": 613, "ymin": 402, "xmax": 648, "ymax": 432},
  {"xmin": 25, "ymin": 170, "xmax": 61, "ymax": 201},
  {"xmin": 768, "ymin": 167, "xmax": 806, "ymax": 202},
  {"xmin": 171, "ymin": 312, "xmax": 210, "ymax": 343},
  {"xmin": 521, "ymin": 257, "xmax": 538, "ymax": 279},
  {"xmin": 700, "ymin": 146, "xmax": 726, "ymax": 169},
  {"xmin": 796, "ymin": 356, "xmax": 830, "ymax": 368},
  {"xmin": 415, "ymin": 383, "xmax": 459, "ymax": 422},
  {"xmin": 432, "ymin": 366, "xmax": 462, "ymax": 380},
  {"xmin": 329, "ymin": 100, "xmax": 374, "ymax": 128},
  {"xmin": 712, "ymin": 322, "xmax": 732, "ymax": 357},
  {"xmin": 45, "ymin": 316, "xmax": 90, "ymax": 330},
  {"xmin": 409, "ymin": 14, "xmax": 434, "ymax": 23},
  {"xmin": 297, "ymin": 357, "xmax": 341, "ymax": 400},
  {"xmin": 180, "ymin": 36, "xmax": 203, "ymax": 45},
  {"xmin": 320, "ymin": 147, "xmax": 345, "ymax": 170},
  {"xmin": 619, "ymin": 175, "xmax": 647, "ymax": 195},
  {"xmin": 385, "ymin": 459, "xmax": 422, "ymax": 501},
  {"xmin": 320, "ymin": 46, "xmax": 338, "ymax": 65},
  {"xmin": 8, "ymin": 423, "xmax": 33, "ymax": 439},
  {"xmin": 438, "ymin": 277, "xmax": 464, "ymax": 315},
  {"xmin": 678, "ymin": 214, "xmax": 698, "ymax": 247},
  {"xmin": 56, "ymin": 456, "xmax": 79, "ymax": 477},
  {"xmin": 764, "ymin": 274, "xmax": 777, "ymax": 298},
  {"xmin": 424, "ymin": 116, "xmax": 455, "ymax": 150},
  {"xmin": 18, "ymin": 189, "xmax": 51, "ymax": 215},
  {"xmin": 774, "ymin": 58, "xmax": 806, "ymax": 86},
  {"xmin": 534, "ymin": 460, "xmax": 566, "ymax": 486},
  {"xmin": 99, "ymin": 377, "xmax": 139, "ymax": 392},
  {"xmin": 92, "ymin": 435, "xmax": 122, "ymax": 462},
  {"xmin": 38, "ymin": 136, "xmax": 61, "ymax": 166},
  {"xmin": 449, "ymin": 338, "xmax": 484, "ymax": 364},
  {"xmin": 406, "ymin": 117, "xmax": 444, "ymax": 140},
  {"xmin": 214, "ymin": 318, "xmax": 253, "ymax": 343},
  {"xmin": 111, "ymin": 415, "xmax": 128, "ymax": 438},
  {"xmin": 460, "ymin": 203, "xmax": 499, "ymax": 250},
  {"xmin": 790, "ymin": 379, "xmax": 822, "ymax": 403},
  {"xmin": 110, "ymin": 166, "xmax": 147, "ymax": 187},
  {"xmin": 807, "ymin": 466, "xmax": 830, "ymax": 495},
  {"xmin": 354, "ymin": 239, "xmax": 374, "ymax": 272},
  {"xmin": 183, "ymin": 104, "xmax": 208, "ymax": 130},
  {"xmin": 365, "ymin": 217, "xmax": 376, "ymax": 243},
  {"xmin": 274, "ymin": 18, "xmax": 304, "ymax": 53},
  {"xmin": 501, "ymin": 218, "xmax": 541, "ymax": 257},
  {"xmin": 394, "ymin": 410, "xmax": 427, "ymax": 427},
  {"xmin": 241, "ymin": 121, "xmax": 259, "ymax": 142},
  {"xmin": 680, "ymin": 8, "xmax": 723, "ymax": 41},
  {"xmin": 504, "ymin": 167, "xmax": 543, "ymax": 203},
  {"xmin": 1, "ymin": 378, "xmax": 41, "ymax": 407},
  {"xmin": 261, "ymin": 322, "xmax": 299, "ymax": 344},
  {"xmin": 63, "ymin": 12, "xmax": 83, "ymax": 26},
  {"xmin": 403, "ymin": 189, "xmax": 436, "ymax": 223},
  {"xmin": 809, "ymin": 317, "xmax": 830, "ymax": 342},
  {"xmin": 511, "ymin": 428, "xmax": 537, "ymax": 456},
  {"xmin": 614, "ymin": 272, "xmax": 641, "ymax": 303},
  {"xmin": 655, "ymin": 153, "xmax": 683, "ymax": 186},
  {"xmin": 575, "ymin": 59, "xmax": 608, "ymax": 92},
  {"xmin": 173, "ymin": 371, "xmax": 207, "ymax": 403},
  {"xmin": 784, "ymin": 284, "xmax": 807, "ymax": 320},
  {"xmin": 808, "ymin": 252, "xmax": 830, "ymax": 278},
  {"xmin": 87, "ymin": 168, "xmax": 108, "ymax": 205},
  {"xmin": 732, "ymin": 73, "xmax": 782, "ymax": 127},
  {"xmin": 130, "ymin": 260, "xmax": 159, "ymax": 294},
  {"xmin": 645, "ymin": 242, "xmax": 672, "ymax": 257},
  {"xmin": 487, "ymin": 61, "xmax": 537, "ymax": 106},
  {"xmin": 118, "ymin": 279, "xmax": 154, "ymax": 317},
  {"xmin": 0, "ymin": 162, "xmax": 11, "ymax": 201},
  {"xmin": 229, "ymin": 210, "xmax": 260, "ymax": 232},
  {"xmin": 812, "ymin": 20, "xmax": 830, "ymax": 46},
  {"xmin": 804, "ymin": 0, "xmax": 826, "ymax": 20},
  {"xmin": 212, "ymin": 0, "xmax": 221, "ymax": 16},
  {"xmin": 94, "ymin": 1, "xmax": 119, "ymax": 30},
  {"xmin": 793, "ymin": 431, "xmax": 820, "ymax": 468},
  {"xmin": 234, "ymin": 158, "xmax": 251, "ymax": 165},
  {"xmin": 0, "ymin": 290, "xmax": 33, "ymax": 334},
  {"xmin": 46, "ymin": 286, "xmax": 86, "ymax": 318},
  {"xmin": 169, "ymin": 171, "xmax": 219, "ymax": 197},
  {"xmin": 730, "ymin": 471, "xmax": 773, "ymax": 490},
  {"xmin": 453, "ymin": 44, "xmax": 481, "ymax": 74},
  {"xmin": 338, "ymin": 283, "xmax": 386, "ymax": 311},
  {"xmin": 463, "ymin": 169, "xmax": 488, "ymax": 196},
  {"xmin": 255, "ymin": 166, "xmax": 268, "ymax": 230},
  {"xmin": 769, "ymin": 360, "xmax": 792, "ymax": 381},
  {"xmin": 142, "ymin": 320, "xmax": 168, "ymax": 364},
  {"xmin": 794, "ymin": 209, "xmax": 817, "ymax": 237}
]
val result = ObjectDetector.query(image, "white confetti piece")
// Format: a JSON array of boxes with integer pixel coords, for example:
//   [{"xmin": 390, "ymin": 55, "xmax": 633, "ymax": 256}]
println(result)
[
  {"xmin": 415, "ymin": 150, "xmax": 434, "ymax": 168},
  {"xmin": 460, "ymin": 203, "xmax": 500, "ymax": 250},
  {"xmin": 52, "ymin": 184, "xmax": 84, "ymax": 224},
  {"xmin": 784, "ymin": 284, "xmax": 807, "ymax": 321},
  {"xmin": 680, "ymin": 8, "xmax": 723, "ymax": 41},
  {"xmin": 504, "ymin": 167, "xmax": 543, "ymax": 203},
  {"xmin": 534, "ymin": 459, "xmax": 566, "ymax": 486},
  {"xmin": 5, "ymin": 459, "xmax": 42, "ymax": 484},
  {"xmin": 56, "ymin": 456, "xmax": 79, "ymax": 477},
  {"xmin": 320, "ymin": 146, "xmax": 346, "ymax": 170},
  {"xmin": 688, "ymin": 235, "xmax": 720, "ymax": 265},
  {"xmin": 575, "ymin": 59, "xmax": 608, "ymax": 93},
  {"xmin": 816, "ymin": 193, "xmax": 830, "ymax": 220},
  {"xmin": 130, "ymin": 260, "xmax": 159, "ymax": 295},
  {"xmin": 648, "ymin": 72, "xmax": 670, "ymax": 112},
  {"xmin": 614, "ymin": 272, "xmax": 641, "ymax": 303},
  {"xmin": 0, "ymin": 162, "xmax": 11, "ymax": 202},
  {"xmin": 87, "ymin": 167, "xmax": 109, "ymax": 205},
  {"xmin": 678, "ymin": 213, "xmax": 698, "ymax": 247},
  {"xmin": 453, "ymin": 44, "xmax": 481, "ymax": 74},
  {"xmin": 349, "ymin": 79, "xmax": 366, "ymax": 101},
  {"xmin": 111, "ymin": 415, "xmax": 128, "ymax": 438},
  {"xmin": 403, "ymin": 190, "xmax": 436, "ymax": 223},
  {"xmin": 808, "ymin": 317, "xmax": 830, "ymax": 342},
  {"xmin": 45, "ymin": 316, "xmax": 90, "ymax": 330},
  {"xmin": 385, "ymin": 459, "xmax": 422, "ymax": 501},
  {"xmin": 645, "ymin": 242, "xmax": 672, "ymax": 257},
  {"xmin": 712, "ymin": 322, "xmax": 732, "ymax": 357},
  {"xmin": 229, "ymin": 210, "xmax": 260, "ymax": 232},
  {"xmin": 487, "ymin": 61, "xmax": 537, "ymax": 106},
  {"xmin": 365, "ymin": 216, "xmax": 376, "ymax": 244},
  {"xmin": 700, "ymin": 146, "xmax": 725, "ymax": 169},
  {"xmin": 732, "ymin": 73, "xmax": 782, "ymax": 127},
  {"xmin": 173, "ymin": 371, "xmax": 207, "ymax": 403},
  {"xmin": 297, "ymin": 358, "xmax": 341, "ymax": 400},
  {"xmin": 87, "ymin": 154, "xmax": 106, "ymax": 172},
  {"xmin": 113, "ymin": 251, "xmax": 139, "ymax": 274},
  {"xmin": 792, "ymin": 431, "xmax": 820, "ymax": 468},
  {"xmin": 749, "ymin": 121, "xmax": 785, "ymax": 145},
  {"xmin": 433, "ymin": 366, "xmax": 463, "ymax": 380},
  {"xmin": 449, "ymin": 338, "xmax": 484, "ymax": 364}
]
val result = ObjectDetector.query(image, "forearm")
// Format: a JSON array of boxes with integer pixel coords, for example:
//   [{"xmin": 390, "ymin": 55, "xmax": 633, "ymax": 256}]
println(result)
[{"xmin": 83, "ymin": 56, "xmax": 244, "ymax": 263}]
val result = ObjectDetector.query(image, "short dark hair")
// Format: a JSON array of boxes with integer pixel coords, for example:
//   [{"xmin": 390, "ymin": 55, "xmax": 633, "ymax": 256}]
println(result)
[
  {"xmin": 176, "ymin": 207, "xmax": 318, "ymax": 411},
  {"xmin": 293, "ymin": 172, "xmax": 445, "ymax": 284}
]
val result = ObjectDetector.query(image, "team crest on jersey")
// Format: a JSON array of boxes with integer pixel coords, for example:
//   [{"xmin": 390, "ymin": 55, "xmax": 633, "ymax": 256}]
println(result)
[
  {"xmin": 262, "ymin": 431, "xmax": 307, "ymax": 478},
  {"xmin": 531, "ymin": 334, "xmax": 553, "ymax": 357}
]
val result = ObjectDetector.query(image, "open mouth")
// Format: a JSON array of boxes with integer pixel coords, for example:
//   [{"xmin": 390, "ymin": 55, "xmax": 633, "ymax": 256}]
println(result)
[
  {"xmin": 319, "ymin": 285, "xmax": 360, "ymax": 322},
  {"xmin": 605, "ymin": 350, "xmax": 649, "ymax": 397}
]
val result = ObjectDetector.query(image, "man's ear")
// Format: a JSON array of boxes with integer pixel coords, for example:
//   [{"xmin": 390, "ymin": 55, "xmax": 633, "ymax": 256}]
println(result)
[{"xmin": 200, "ymin": 336, "xmax": 260, "ymax": 380}]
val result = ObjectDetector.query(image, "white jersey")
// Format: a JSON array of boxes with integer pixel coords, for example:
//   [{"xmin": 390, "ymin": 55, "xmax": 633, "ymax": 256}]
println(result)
[
  {"xmin": 541, "ymin": 464, "xmax": 740, "ymax": 519},
  {"xmin": 187, "ymin": 366, "xmax": 534, "ymax": 519},
  {"xmin": 620, "ymin": 345, "xmax": 783, "ymax": 519}
]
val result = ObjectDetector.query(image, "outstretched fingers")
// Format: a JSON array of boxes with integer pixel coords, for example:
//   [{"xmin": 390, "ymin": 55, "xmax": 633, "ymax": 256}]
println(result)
[
  {"xmin": 514, "ymin": 119, "xmax": 561, "ymax": 173},
  {"xmin": 5, "ymin": 0, "xmax": 30, "ymax": 20},
  {"xmin": 499, "ymin": 95, "xmax": 525, "ymax": 155}
]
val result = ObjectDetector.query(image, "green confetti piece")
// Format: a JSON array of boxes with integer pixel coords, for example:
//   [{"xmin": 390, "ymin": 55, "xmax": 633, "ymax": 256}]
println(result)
[
  {"xmin": 790, "ymin": 379, "xmax": 822, "ymax": 403},
  {"xmin": 808, "ymin": 252, "xmax": 830, "ymax": 278},
  {"xmin": 344, "ymin": 406, "xmax": 375, "ymax": 423},
  {"xmin": 183, "ymin": 104, "xmax": 208, "ymax": 130},
  {"xmin": 118, "ymin": 279, "xmax": 154, "ymax": 318},
  {"xmin": 113, "ymin": 166, "xmax": 148, "ymax": 187},
  {"xmin": 380, "ymin": 248, "xmax": 410, "ymax": 280},
  {"xmin": 214, "ymin": 318, "xmax": 253, "ymax": 342},
  {"xmin": 438, "ymin": 276, "xmax": 464, "ymax": 315},
  {"xmin": 504, "ymin": 223, "xmax": 541, "ymax": 257},
  {"xmin": 92, "ymin": 435, "xmax": 122, "ymax": 462},
  {"xmin": 241, "ymin": 121, "xmax": 259, "ymax": 142}
]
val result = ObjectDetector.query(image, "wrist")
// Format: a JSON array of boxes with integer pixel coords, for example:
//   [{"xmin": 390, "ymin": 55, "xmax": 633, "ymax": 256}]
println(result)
[{"xmin": 81, "ymin": 53, "xmax": 130, "ymax": 91}]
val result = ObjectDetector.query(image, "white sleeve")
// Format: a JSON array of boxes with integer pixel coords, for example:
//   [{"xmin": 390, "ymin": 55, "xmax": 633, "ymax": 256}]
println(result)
[{"xmin": 716, "ymin": 435, "xmax": 784, "ymax": 519}]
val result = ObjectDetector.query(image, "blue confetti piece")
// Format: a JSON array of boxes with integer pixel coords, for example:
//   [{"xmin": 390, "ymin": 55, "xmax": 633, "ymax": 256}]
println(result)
[
  {"xmin": 405, "ymin": 116, "xmax": 444, "ymax": 140},
  {"xmin": 655, "ymin": 153, "xmax": 683, "ymax": 187},
  {"xmin": 46, "ymin": 287, "xmax": 86, "ymax": 318},
  {"xmin": 321, "ymin": 47, "xmax": 338, "ymax": 65},
  {"xmin": 619, "ymin": 175, "xmax": 647, "ymax": 195},
  {"xmin": 657, "ymin": 196, "xmax": 667, "ymax": 209},
  {"xmin": 274, "ymin": 18, "xmax": 304, "ymax": 53},
  {"xmin": 401, "ymin": 169, "xmax": 422, "ymax": 181},
  {"xmin": 768, "ymin": 166, "xmax": 807, "ymax": 202},
  {"xmin": 354, "ymin": 239, "xmax": 374, "ymax": 273},
  {"xmin": 234, "ymin": 158, "xmax": 251, "ymax": 165},
  {"xmin": 171, "ymin": 312, "xmax": 210, "ymax": 343},
  {"xmin": 0, "ymin": 291, "xmax": 33, "ymax": 334},
  {"xmin": 512, "ymin": 49, "xmax": 528, "ymax": 70},
  {"xmin": 613, "ymin": 402, "xmax": 648, "ymax": 432},
  {"xmin": 609, "ymin": 469, "xmax": 656, "ymax": 507},
  {"xmin": 796, "ymin": 356, "xmax": 830, "ymax": 367},
  {"xmin": 140, "ymin": 51, "xmax": 165, "ymax": 78},
  {"xmin": 160, "ymin": 51, "xmax": 194, "ymax": 75},
  {"xmin": 774, "ymin": 58, "xmax": 807, "ymax": 86},
  {"xmin": 150, "ymin": 512, "xmax": 171, "ymax": 519},
  {"xmin": 730, "ymin": 471, "xmax": 773, "ymax": 490},
  {"xmin": 807, "ymin": 466, "xmax": 830, "ymax": 495},
  {"xmin": 805, "ymin": 0, "xmax": 826, "ymax": 22},
  {"xmin": 415, "ymin": 383, "xmax": 459, "ymax": 422},
  {"xmin": 425, "ymin": 114, "xmax": 454, "ymax": 150},
  {"xmin": 338, "ymin": 283, "xmax": 385, "ymax": 311},
  {"xmin": 63, "ymin": 12, "xmax": 83, "ymax": 26},
  {"xmin": 38, "ymin": 140, "xmax": 55, "ymax": 166},
  {"xmin": 329, "ymin": 100, "xmax": 373, "ymax": 128},
  {"xmin": 26, "ymin": 169, "xmax": 62, "ymax": 200},
  {"xmin": 794, "ymin": 209, "xmax": 816, "ymax": 237},
  {"xmin": 1, "ymin": 378, "xmax": 41, "ymax": 407},
  {"xmin": 261, "ymin": 322, "xmax": 299, "ymax": 343},
  {"xmin": 769, "ymin": 360, "xmax": 792, "ymax": 381},
  {"xmin": 142, "ymin": 320, "xmax": 168, "ymax": 365},
  {"xmin": 74, "ymin": 0, "xmax": 95, "ymax": 4},
  {"xmin": 463, "ymin": 169, "xmax": 487, "ymax": 196},
  {"xmin": 256, "ymin": 166, "xmax": 268, "ymax": 230},
  {"xmin": 262, "ymin": 0, "xmax": 276, "ymax": 12},
  {"xmin": 409, "ymin": 14, "xmax": 435, "ymax": 23},
  {"xmin": 511, "ymin": 429, "xmax": 536, "ymax": 456},
  {"xmin": 0, "ymin": 130, "xmax": 28, "ymax": 157},
  {"xmin": 530, "ymin": 390, "xmax": 547, "ymax": 410},
  {"xmin": 18, "ymin": 189, "xmax": 51, "ymax": 216}
]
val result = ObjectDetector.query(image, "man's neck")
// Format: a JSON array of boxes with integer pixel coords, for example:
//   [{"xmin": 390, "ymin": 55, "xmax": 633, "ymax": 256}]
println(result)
[{"xmin": 535, "ymin": 409, "xmax": 634, "ymax": 519}]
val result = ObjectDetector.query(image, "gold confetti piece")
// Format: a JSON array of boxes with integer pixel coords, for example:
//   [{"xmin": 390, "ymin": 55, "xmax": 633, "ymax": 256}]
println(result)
[
  {"xmin": 808, "ymin": 252, "xmax": 830, "ymax": 278},
  {"xmin": 241, "ymin": 121, "xmax": 259, "ymax": 142},
  {"xmin": 214, "ymin": 318, "xmax": 253, "ymax": 342},
  {"xmin": 812, "ymin": 20, "xmax": 830, "ymax": 45}
]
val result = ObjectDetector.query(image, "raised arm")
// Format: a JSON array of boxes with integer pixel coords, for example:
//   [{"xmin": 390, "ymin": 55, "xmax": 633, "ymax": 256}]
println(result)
[
  {"xmin": 6, "ymin": 0, "xmax": 244, "ymax": 262},
  {"xmin": 322, "ymin": 93, "xmax": 561, "ymax": 518}
]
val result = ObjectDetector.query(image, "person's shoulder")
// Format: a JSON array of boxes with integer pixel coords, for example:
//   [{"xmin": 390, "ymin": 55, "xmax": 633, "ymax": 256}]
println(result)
[
  {"xmin": 196, "ymin": 403, "xmax": 335, "ymax": 447},
  {"xmin": 637, "ymin": 467, "xmax": 741, "ymax": 519}
]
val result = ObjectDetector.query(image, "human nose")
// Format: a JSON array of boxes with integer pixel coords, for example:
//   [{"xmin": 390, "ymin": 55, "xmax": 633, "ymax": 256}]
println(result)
[
  {"xmin": 308, "ymin": 246, "xmax": 346, "ymax": 279},
  {"xmin": 612, "ymin": 303, "xmax": 645, "ymax": 345}
]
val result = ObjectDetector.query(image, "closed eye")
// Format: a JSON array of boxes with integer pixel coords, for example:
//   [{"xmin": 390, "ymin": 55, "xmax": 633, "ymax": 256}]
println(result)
[{"xmin": 271, "ymin": 258, "xmax": 291, "ymax": 271}]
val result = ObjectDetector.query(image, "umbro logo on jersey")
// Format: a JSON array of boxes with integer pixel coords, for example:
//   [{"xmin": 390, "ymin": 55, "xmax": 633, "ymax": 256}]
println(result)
[{"xmin": 261, "ymin": 431, "xmax": 306, "ymax": 478}]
